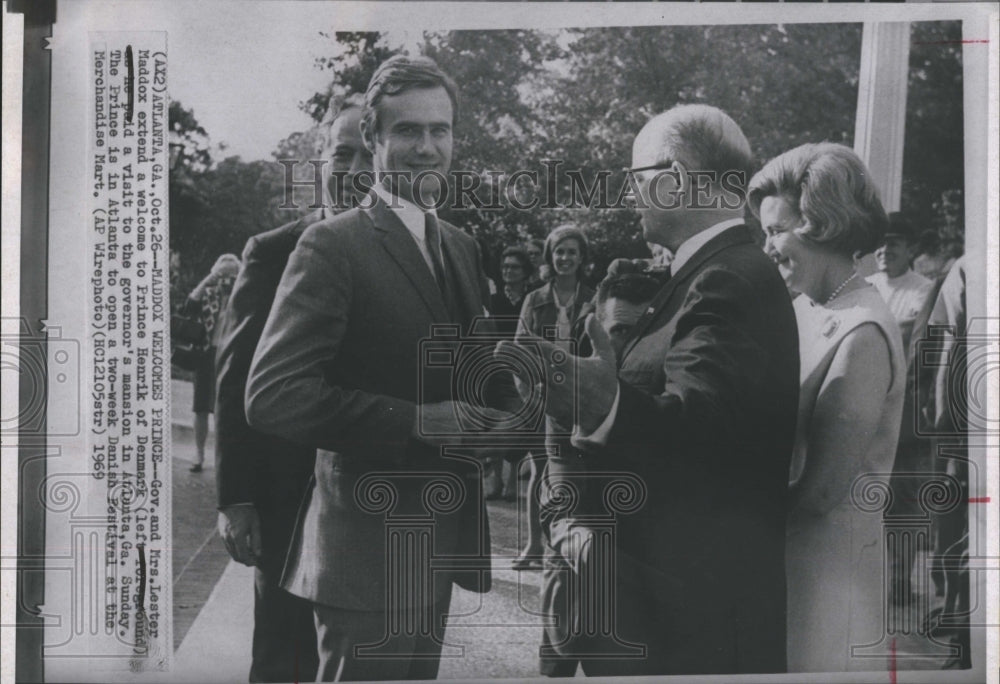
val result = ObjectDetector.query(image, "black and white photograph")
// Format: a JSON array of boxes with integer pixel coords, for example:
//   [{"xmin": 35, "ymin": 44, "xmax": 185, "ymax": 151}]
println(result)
[{"xmin": 3, "ymin": 1, "xmax": 997, "ymax": 683}]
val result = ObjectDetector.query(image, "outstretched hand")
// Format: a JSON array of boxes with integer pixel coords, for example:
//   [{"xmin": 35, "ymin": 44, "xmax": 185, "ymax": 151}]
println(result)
[
  {"xmin": 218, "ymin": 505, "xmax": 262, "ymax": 567},
  {"xmin": 415, "ymin": 401, "xmax": 518, "ymax": 447},
  {"xmin": 496, "ymin": 314, "xmax": 618, "ymax": 432}
]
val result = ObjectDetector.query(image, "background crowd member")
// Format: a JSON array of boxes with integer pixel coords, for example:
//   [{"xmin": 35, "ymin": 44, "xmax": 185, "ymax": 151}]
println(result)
[
  {"xmin": 184, "ymin": 253, "xmax": 240, "ymax": 473},
  {"xmin": 524, "ymin": 238, "xmax": 546, "ymax": 290},
  {"xmin": 646, "ymin": 241, "xmax": 673, "ymax": 270},
  {"xmin": 513, "ymin": 224, "xmax": 594, "ymax": 571},
  {"xmin": 913, "ymin": 229, "xmax": 962, "ymax": 282},
  {"xmin": 923, "ymin": 255, "xmax": 970, "ymax": 669},
  {"xmin": 867, "ymin": 213, "xmax": 935, "ymax": 351},
  {"xmin": 213, "ymin": 95, "xmax": 370, "ymax": 682},
  {"xmin": 484, "ymin": 245, "xmax": 535, "ymax": 501},
  {"xmin": 866, "ymin": 213, "xmax": 939, "ymax": 610},
  {"xmin": 750, "ymin": 142, "xmax": 905, "ymax": 672},
  {"xmin": 537, "ymin": 259, "xmax": 661, "ymax": 675}
]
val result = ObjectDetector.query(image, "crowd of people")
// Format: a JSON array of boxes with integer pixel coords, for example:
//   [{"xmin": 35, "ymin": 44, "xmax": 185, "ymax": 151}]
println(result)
[{"xmin": 177, "ymin": 54, "xmax": 970, "ymax": 681}]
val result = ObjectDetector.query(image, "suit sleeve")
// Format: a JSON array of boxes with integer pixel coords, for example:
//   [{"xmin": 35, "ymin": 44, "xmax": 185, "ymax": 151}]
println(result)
[
  {"xmin": 245, "ymin": 223, "xmax": 417, "ymax": 458},
  {"xmin": 213, "ymin": 235, "xmax": 277, "ymax": 508},
  {"xmin": 605, "ymin": 267, "xmax": 771, "ymax": 460}
]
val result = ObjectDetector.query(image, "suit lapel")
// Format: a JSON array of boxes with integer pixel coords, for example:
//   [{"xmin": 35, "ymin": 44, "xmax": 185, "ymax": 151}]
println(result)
[
  {"xmin": 440, "ymin": 227, "xmax": 481, "ymax": 324},
  {"xmin": 363, "ymin": 194, "xmax": 449, "ymax": 322},
  {"xmin": 620, "ymin": 225, "xmax": 753, "ymax": 364}
]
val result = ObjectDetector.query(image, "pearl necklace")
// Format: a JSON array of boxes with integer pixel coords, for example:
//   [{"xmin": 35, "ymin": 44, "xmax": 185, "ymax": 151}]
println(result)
[{"xmin": 825, "ymin": 272, "xmax": 857, "ymax": 305}]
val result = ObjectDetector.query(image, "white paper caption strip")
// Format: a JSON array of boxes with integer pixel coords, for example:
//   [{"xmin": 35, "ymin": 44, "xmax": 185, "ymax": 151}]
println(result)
[{"xmin": 83, "ymin": 31, "xmax": 170, "ymax": 671}]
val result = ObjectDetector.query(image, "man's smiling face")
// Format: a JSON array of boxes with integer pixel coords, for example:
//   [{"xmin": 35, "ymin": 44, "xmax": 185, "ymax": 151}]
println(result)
[{"xmin": 365, "ymin": 85, "xmax": 453, "ymax": 206}]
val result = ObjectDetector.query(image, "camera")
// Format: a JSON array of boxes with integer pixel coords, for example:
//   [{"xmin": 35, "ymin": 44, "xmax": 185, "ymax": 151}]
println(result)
[
  {"xmin": 417, "ymin": 317, "xmax": 577, "ymax": 441},
  {"xmin": 1, "ymin": 318, "xmax": 81, "ymax": 437}
]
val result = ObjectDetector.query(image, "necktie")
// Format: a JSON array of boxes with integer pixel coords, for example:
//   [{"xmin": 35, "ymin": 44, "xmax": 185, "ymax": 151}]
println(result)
[
  {"xmin": 424, "ymin": 213, "xmax": 446, "ymax": 288},
  {"xmin": 424, "ymin": 213, "xmax": 459, "ymax": 318}
]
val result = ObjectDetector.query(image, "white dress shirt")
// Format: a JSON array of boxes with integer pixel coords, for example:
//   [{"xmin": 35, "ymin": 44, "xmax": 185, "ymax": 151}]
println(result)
[
  {"xmin": 572, "ymin": 218, "xmax": 744, "ymax": 449},
  {"xmin": 865, "ymin": 268, "xmax": 934, "ymax": 351},
  {"xmin": 371, "ymin": 182, "xmax": 440, "ymax": 278}
]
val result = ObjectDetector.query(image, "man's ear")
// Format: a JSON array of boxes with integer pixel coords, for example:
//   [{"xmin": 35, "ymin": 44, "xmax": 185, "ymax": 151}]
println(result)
[
  {"xmin": 671, "ymin": 160, "xmax": 690, "ymax": 197},
  {"xmin": 359, "ymin": 118, "xmax": 376, "ymax": 155}
]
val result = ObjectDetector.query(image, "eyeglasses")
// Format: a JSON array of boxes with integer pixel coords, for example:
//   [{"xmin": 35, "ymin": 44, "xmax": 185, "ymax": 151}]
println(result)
[{"xmin": 622, "ymin": 160, "xmax": 676, "ymax": 176}]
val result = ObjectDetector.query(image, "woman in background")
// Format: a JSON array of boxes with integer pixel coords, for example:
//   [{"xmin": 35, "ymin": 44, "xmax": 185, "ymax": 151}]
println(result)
[
  {"xmin": 748, "ymin": 143, "xmax": 905, "ymax": 672},
  {"xmin": 184, "ymin": 253, "xmax": 241, "ymax": 473},
  {"xmin": 485, "ymin": 246, "xmax": 535, "ymax": 501},
  {"xmin": 524, "ymin": 238, "xmax": 546, "ymax": 290},
  {"xmin": 513, "ymin": 225, "xmax": 594, "ymax": 570}
]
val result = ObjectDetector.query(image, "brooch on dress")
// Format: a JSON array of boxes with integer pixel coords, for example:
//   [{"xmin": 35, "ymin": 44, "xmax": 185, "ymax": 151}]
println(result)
[{"xmin": 821, "ymin": 315, "xmax": 841, "ymax": 338}]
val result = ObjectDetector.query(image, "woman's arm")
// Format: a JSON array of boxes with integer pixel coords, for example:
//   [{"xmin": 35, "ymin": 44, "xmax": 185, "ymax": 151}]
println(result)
[{"xmin": 789, "ymin": 322, "xmax": 893, "ymax": 519}]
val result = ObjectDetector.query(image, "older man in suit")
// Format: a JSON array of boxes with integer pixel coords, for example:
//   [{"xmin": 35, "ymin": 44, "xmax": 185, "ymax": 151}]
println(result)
[
  {"xmin": 246, "ymin": 56, "xmax": 497, "ymax": 681},
  {"xmin": 507, "ymin": 105, "xmax": 799, "ymax": 676},
  {"xmin": 214, "ymin": 96, "xmax": 370, "ymax": 682}
]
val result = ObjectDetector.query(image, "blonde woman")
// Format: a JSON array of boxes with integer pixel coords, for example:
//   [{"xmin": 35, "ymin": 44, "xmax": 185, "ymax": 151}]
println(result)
[{"xmin": 749, "ymin": 143, "xmax": 905, "ymax": 672}]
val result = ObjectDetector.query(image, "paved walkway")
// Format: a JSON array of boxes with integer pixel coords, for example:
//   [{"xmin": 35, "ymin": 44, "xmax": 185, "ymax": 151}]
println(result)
[{"xmin": 170, "ymin": 379, "xmax": 548, "ymax": 681}]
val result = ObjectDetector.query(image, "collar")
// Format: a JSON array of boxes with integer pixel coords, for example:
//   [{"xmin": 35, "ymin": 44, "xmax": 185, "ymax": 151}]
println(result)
[
  {"xmin": 670, "ymin": 218, "xmax": 744, "ymax": 274},
  {"xmin": 887, "ymin": 268, "xmax": 920, "ymax": 285},
  {"xmin": 371, "ymin": 182, "xmax": 438, "ymax": 244}
]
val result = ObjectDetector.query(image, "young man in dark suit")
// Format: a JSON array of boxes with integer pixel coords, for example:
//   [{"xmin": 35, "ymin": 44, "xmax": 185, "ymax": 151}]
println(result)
[
  {"xmin": 245, "ymin": 56, "xmax": 498, "ymax": 681},
  {"xmin": 213, "ymin": 97, "xmax": 371, "ymax": 682},
  {"xmin": 507, "ymin": 105, "xmax": 799, "ymax": 676}
]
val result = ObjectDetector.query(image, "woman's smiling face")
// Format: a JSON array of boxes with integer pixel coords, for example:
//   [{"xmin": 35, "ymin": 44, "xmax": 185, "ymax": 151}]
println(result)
[
  {"xmin": 551, "ymin": 238, "xmax": 583, "ymax": 278},
  {"xmin": 759, "ymin": 195, "xmax": 825, "ymax": 296}
]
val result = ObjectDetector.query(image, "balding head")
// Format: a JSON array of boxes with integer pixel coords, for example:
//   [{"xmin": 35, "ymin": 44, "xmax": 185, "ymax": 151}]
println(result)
[
  {"xmin": 629, "ymin": 105, "xmax": 752, "ymax": 250},
  {"xmin": 321, "ymin": 94, "xmax": 372, "ymax": 208},
  {"xmin": 632, "ymin": 104, "xmax": 753, "ymax": 180}
]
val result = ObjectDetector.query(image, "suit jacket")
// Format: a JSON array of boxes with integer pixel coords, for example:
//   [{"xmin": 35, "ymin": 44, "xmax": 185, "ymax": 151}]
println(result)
[
  {"xmin": 245, "ymin": 194, "xmax": 492, "ymax": 612},
  {"xmin": 593, "ymin": 225, "xmax": 799, "ymax": 674},
  {"xmin": 214, "ymin": 209, "xmax": 323, "ymax": 516}
]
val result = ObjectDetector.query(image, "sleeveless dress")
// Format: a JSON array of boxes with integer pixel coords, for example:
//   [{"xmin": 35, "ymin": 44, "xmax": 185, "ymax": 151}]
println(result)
[{"xmin": 786, "ymin": 286, "xmax": 906, "ymax": 672}]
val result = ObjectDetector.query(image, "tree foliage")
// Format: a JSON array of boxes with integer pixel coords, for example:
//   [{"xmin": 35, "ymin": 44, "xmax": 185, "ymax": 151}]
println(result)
[{"xmin": 170, "ymin": 22, "xmax": 966, "ymax": 296}]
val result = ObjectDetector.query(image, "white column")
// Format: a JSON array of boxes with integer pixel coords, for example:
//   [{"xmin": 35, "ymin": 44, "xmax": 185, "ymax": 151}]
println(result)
[
  {"xmin": 854, "ymin": 22, "xmax": 911, "ymax": 212},
  {"xmin": 853, "ymin": 22, "xmax": 911, "ymax": 276}
]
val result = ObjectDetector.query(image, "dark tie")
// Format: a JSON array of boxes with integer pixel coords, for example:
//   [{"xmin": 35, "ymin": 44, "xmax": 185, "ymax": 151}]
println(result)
[
  {"xmin": 424, "ymin": 213, "xmax": 459, "ymax": 319},
  {"xmin": 424, "ymin": 213, "xmax": 446, "ymax": 288}
]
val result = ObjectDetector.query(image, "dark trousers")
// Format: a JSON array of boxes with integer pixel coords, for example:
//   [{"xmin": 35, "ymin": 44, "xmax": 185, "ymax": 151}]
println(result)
[
  {"xmin": 540, "ymin": 520, "xmax": 659, "ymax": 677},
  {"xmin": 250, "ymin": 568, "xmax": 320, "ymax": 682},
  {"xmin": 312, "ymin": 585, "xmax": 453, "ymax": 682},
  {"xmin": 885, "ymin": 437, "xmax": 935, "ymax": 599},
  {"xmin": 249, "ymin": 504, "xmax": 319, "ymax": 683}
]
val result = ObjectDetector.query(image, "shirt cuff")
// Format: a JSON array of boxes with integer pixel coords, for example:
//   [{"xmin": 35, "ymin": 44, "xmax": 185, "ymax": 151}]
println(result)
[
  {"xmin": 218, "ymin": 502, "xmax": 256, "ymax": 511},
  {"xmin": 570, "ymin": 384, "xmax": 620, "ymax": 451}
]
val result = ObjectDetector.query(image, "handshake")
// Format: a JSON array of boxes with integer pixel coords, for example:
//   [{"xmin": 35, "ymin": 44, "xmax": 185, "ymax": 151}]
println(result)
[
  {"xmin": 412, "ymin": 320, "xmax": 559, "ymax": 449},
  {"xmin": 413, "ymin": 314, "xmax": 621, "ymax": 450}
]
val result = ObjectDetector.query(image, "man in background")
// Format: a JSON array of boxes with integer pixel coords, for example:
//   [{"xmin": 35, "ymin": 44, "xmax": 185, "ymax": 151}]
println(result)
[
  {"xmin": 538, "ymin": 260, "xmax": 661, "ymax": 676},
  {"xmin": 867, "ymin": 212, "xmax": 935, "ymax": 351},
  {"xmin": 866, "ymin": 213, "xmax": 939, "ymax": 610},
  {"xmin": 213, "ymin": 94, "xmax": 370, "ymax": 682}
]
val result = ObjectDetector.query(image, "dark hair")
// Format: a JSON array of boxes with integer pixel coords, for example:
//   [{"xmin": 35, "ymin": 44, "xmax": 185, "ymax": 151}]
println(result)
[
  {"xmin": 321, "ymin": 92, "xmax": 366, "ymax": 127},
  {"xmin": 597, "ymin": 271, "xmax": 661, "ymax": 306},
  {"xmin": 884, "ymin": 212, "xmax": 918, "ymax": 244},
  {"xmin": 362, "ymin": 55, "xmax": 459, "ymax": 137},
  {"xmin": 915, "ymin": 228, "xmax": 941, "ymax": 256},
  {"xmin": 500, "ymin": 246, "xmax": 533, "ymax": 276}
]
